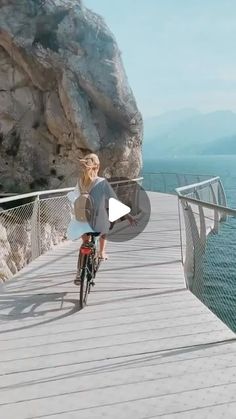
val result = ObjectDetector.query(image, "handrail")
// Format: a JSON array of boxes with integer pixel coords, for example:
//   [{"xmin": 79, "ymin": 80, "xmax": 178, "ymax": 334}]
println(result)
[
  {"xmin": 0, "ymin": 177, "xmax": 143, "ymax": 205},
  {"xmin": 144, "ymin": 171, "xmax": 214, "ymax": 177},
  {"xmin": 176, "ymin": 176, "xmax": 236, "ymax": 216},
  {"xmin": 176, "ymin": 177, "xmax": 220, "ymax": 194},
  {"xmin": 0, "ymin": 187, "xmax": 74, "ymax": 204},
  {"xmin": 177, "ymin": 195, "xmax": 236, "ymax": 217}
]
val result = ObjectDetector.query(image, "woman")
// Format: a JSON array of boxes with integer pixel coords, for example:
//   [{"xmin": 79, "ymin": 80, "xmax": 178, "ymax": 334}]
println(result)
[{"xmin": 67, "ymin": 153, "xmax": 135, "ymax": 271}]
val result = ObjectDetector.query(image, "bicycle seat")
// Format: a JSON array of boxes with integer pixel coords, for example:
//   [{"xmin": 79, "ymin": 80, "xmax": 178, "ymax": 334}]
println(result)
[{"xmin": 85, "ymin": 232, "xmax": 100, "ymax": 237}]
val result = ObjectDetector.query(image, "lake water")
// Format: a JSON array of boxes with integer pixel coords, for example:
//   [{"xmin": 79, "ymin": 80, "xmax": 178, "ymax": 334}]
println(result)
[
  {"xmin": 143, "ymin": 155, "xmax": 236, "ymax": 206},
  {"xmin": 143, "ymin": 155, "xmax": 236, "ymax": 332}
]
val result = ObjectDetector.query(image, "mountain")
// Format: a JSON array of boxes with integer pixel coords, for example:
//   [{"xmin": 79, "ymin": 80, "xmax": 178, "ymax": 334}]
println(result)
[
  {"xmin": 143, "ymin": 110, "xmax": 236, "ymax": 157},
  {"xmin": 144, "ymin": 109, "xmax": 200, "ymax": 141},
  {"xmin": 203, "ymin": 135, "xmax": 236, "ymax": 155}
]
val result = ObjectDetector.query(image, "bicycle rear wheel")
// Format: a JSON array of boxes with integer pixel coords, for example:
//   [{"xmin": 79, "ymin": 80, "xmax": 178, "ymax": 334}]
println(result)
[
  {"xmin": 79, "ymin": 254, "xmax": 88, "ymax": 308},
  {"xmin": 79, "ymin": 254, "xmax": 93, "ymax": 308}
]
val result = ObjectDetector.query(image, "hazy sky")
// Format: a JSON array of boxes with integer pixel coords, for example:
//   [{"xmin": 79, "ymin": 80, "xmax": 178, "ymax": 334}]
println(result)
[{"xmin": 85, "ymin": 0, "xmax": 236, "ymax": 118}]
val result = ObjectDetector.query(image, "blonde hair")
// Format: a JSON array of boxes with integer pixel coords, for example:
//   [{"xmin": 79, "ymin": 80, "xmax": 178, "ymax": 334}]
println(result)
[{"xmin": 78, "ymin": 153, "xmax": 100, "ymax": 192}]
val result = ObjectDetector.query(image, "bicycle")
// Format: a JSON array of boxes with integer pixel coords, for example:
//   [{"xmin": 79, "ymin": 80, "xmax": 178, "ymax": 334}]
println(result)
[{"xmin": 76, "ymin": 232, "xmax": 102, "ymax": 308}]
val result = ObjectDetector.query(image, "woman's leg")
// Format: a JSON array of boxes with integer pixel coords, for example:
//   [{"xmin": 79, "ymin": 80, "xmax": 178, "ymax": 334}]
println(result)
[{"xmin": 99, "ymin": 234, "xmax": 107, "ymax": 259}]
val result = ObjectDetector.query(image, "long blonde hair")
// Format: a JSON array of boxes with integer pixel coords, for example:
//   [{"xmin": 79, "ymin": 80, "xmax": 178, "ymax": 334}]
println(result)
[{"xmin": 78, "ymin": 153, "xmax": 100, "ymax": 192}]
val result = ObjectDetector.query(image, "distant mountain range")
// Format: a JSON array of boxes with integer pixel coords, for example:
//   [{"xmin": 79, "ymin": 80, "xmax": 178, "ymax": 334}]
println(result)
[{"xmin": 143, "ymin": 109, "xmax": 236, "ymax": 157}]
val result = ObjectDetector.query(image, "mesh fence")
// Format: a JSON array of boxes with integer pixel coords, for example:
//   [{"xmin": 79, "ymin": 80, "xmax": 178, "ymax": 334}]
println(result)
[
  {"xmin": 201, "ymin": 216, "xmax": 236, "ymax": 332},
  {"xmin": 0, "ymin": 193, "xmax": 72, "ymax": 282},
  {"xmin": 0, "ymin": 179, "xmax": 142, "ymax": 282},
  {"xmin": 178, "ymin": 177, "xmax": 236, "ymax": 333},
  {"xmin": 37, "ymin": 195, "xmax": 72, "ymax": 254},
  {"xmin": 179, "ymin": 177, "xmax": 226, "ymax": 206},
  {"xmin": 0, "ymin": 202, "xmax": 34, "ymax": 280},
  {"xmin": 184, "ymin": 206, "xmax": 236, "ymax": 333}
]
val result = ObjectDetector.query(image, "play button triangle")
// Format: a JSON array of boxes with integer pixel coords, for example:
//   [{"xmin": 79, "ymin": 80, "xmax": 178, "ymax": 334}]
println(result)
[{"xmin": 108, "ymin": 198, "xmax": 131, "ymax": 222}]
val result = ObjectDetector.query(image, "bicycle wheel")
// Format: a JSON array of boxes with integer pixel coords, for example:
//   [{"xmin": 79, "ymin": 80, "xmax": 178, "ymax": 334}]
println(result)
[
  {"xmin": 78, "ymin": 242, "xmax": 98, "ymax": 307},
  {"xmin": 80, "ymin": 272, "xmax": 91, "ymax": 308},
  {"xmin": 80, "ymin": 275, "xmax": 90, "ymax": 308},
  {"xmin": 79, "ymin": 272, "xmax": 85, "ymax": 309},
  {"xmin": 79, "ymin": 255, "xmax": 89, "ymax": 308}
]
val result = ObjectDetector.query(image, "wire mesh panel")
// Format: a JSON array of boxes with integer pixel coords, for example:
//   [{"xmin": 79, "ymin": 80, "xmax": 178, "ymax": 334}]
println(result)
[
  {"xmin": 0, "ymin": 194, "xmax": 73, "ymax": 281},
  {"xmin": 38, "ymin": 195, "xmax": 72, "ymax": 254},
  {"xmin": 203, "ymin": 217, "xmax": 236, "ymax": 332},
  {"xmin": 177, "ymin": 177, "xmax": 236, "ymax": 332},
  {"xmin": 192, "ymin": 215, "xmax": 236, "ymax": 333},
  {"xmin": 0, "ymin": 203, "xmax": 34, "ymax": 281}
]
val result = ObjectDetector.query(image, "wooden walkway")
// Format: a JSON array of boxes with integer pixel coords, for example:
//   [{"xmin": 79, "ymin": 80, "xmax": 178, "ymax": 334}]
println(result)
[{"xmin": 0, "ymin": 192, "xmax": 236, "ymax": 419}]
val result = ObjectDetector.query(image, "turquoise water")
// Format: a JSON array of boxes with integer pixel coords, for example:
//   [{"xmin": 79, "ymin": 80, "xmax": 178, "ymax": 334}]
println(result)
[
  {"xmin": 202, "ymin": 223, "xmax": 236, "ymax": 332},
  {"xmin": 143, "ymin": 155, "xmax": 236, "ymax": 332},
  {"xmin": 143, "ymin": 155, "xmax": 236, "ymax": 207}
]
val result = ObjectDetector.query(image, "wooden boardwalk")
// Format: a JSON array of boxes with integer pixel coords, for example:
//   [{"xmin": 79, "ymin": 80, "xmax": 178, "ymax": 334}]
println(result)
[{"xmin": 0, "ymin": 192, "xmax": 235, "ymax": 419}]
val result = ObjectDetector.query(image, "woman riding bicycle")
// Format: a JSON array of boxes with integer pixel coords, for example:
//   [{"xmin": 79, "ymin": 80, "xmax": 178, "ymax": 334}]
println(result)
[{"xmin": 67, "ymin": 153, "xmax": 136, "ymax": 284}]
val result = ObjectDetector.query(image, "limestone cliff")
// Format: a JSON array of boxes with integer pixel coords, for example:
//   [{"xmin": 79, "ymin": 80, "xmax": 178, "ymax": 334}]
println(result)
[{"xmin": 0, "ymin": 0, "xmax": 142, "ymax": 193}]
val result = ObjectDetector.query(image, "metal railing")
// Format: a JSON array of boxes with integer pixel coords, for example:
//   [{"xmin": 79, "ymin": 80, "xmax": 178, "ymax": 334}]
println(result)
[
  {"xmin": 176, "ymin": 177, "xmax": 236, "ymax": 332},
  {"xmin": 142, "ymin": 171, "xmax": 213, "ymax": 194},
  {"xmin": 0, "ymin": 177, "xmax": 142, "ymax": 282}
]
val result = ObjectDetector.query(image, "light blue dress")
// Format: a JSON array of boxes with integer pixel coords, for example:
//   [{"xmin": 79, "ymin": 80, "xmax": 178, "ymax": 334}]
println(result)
[{"xmin": 66, "ymin": 177, "xmax": 117, "ymax": 240}]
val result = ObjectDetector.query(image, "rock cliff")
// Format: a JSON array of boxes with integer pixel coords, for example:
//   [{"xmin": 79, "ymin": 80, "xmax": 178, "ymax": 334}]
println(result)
[{"xmin": 0, "ymin": 0, "xmax": 142, "ymax": 193}]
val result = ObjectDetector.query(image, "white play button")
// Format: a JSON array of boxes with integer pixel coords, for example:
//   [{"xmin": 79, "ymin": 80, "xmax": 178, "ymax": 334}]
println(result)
[{"xmin": 108, "ymin": 198, "xmax": 131, "ymax": 222}]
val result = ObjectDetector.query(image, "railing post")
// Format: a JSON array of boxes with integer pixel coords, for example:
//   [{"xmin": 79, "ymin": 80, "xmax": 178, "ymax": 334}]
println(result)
[
  {"xmin": 182, "ymin": 200, "xmax": 204, "ymax": 295},
  {"xmin": 177, "ymin": 198, "xmax": 184, "ymax": 264},
  {"xmin": 195, "ymin": 190, "xmax": 207, "ymax": 249},
  {"xmin": 209, "ymin": 183, "xmax": 219, "ymax": 233},
  {"xmin": 31, "ymin": 195, "xmax": 41, "ymax": 260},
  {"xmin": 181, "ymin": 201, "xmax": 194, "ymax": 290},
  {"xmin": 218, "ymin": 180, "xmax": 227, "ymax": 221},
  {"xmin": 133, "ymin": 181, "xmax": 139, "ymax": 215}
]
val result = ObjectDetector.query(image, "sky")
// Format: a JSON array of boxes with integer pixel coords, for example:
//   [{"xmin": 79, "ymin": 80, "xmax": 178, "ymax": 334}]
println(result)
[{"xmin": 85, "ymin": 0, "xmax": 236, "ymax": 119}]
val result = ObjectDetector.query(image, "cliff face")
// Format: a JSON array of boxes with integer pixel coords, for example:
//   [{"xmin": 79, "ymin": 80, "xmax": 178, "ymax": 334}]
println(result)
[{"xmin": 0, "ymin": 0, "xmax": 142, "ymax": 192}]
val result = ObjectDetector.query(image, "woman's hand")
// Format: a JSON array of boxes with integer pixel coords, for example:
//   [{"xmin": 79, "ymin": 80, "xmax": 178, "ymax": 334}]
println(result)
[{"xmin": 126, "ymin": 214, "xmax": 138, "ymax": 226}]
